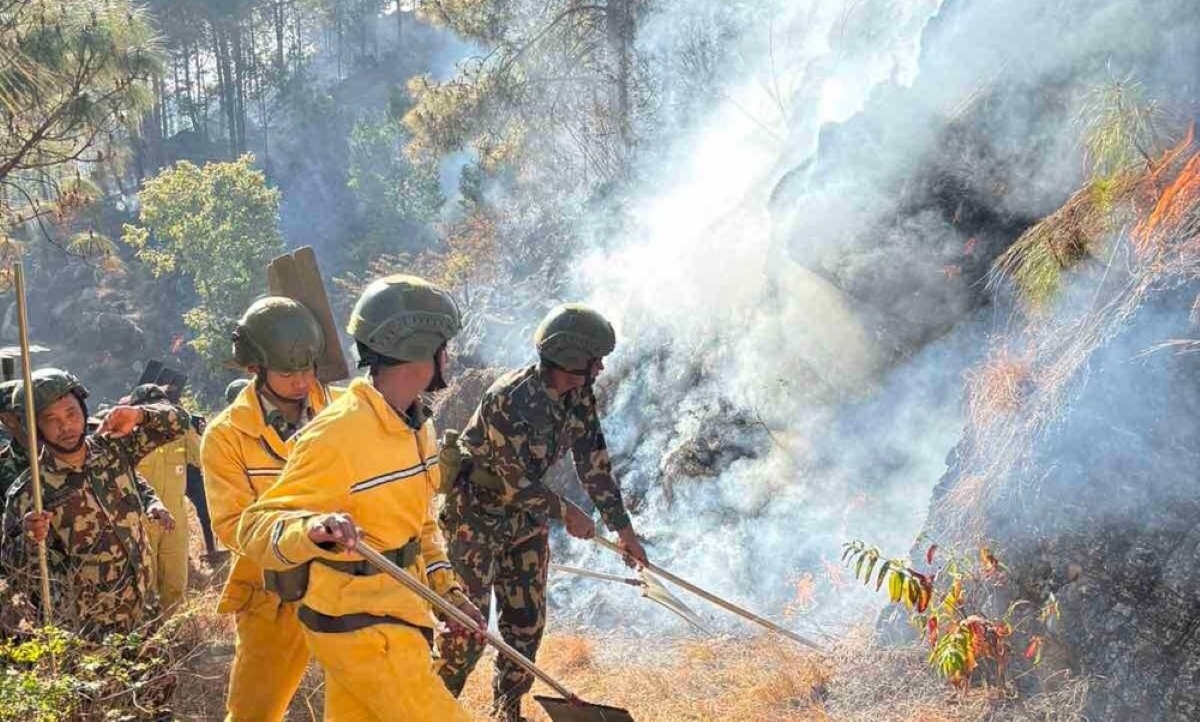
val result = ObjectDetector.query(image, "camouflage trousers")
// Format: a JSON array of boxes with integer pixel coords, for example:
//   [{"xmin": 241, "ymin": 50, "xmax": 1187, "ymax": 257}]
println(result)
[{"xmin": 437, "ymin": 484, "xmax": 549, "ymax": 714}]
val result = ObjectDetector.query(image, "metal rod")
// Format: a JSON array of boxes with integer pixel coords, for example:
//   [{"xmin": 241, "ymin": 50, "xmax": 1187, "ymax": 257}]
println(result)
[
  {"xmin": 356, "ymin": 542, "xmax": 578, "ymax": 701},
  {"xmin": 594, "ymin": 536, "xmax": 824, "ymax": 651},
  {"xmin": 551, "ymin": 563, "xmax": 641, "ymax": 586},
  {"xmin": 13, "ymin": 263, "xmax": 53, "ymax": 629}
]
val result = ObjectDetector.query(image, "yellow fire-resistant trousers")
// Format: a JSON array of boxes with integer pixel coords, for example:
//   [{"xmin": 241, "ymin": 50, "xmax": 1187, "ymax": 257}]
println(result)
[
  {"xmin": 146, "ymin": 492, "xmax": 189, "ymax": 614},
  {"xmin": 225, "ymin": 594, "xmax": 310, "ymax": 721},
  {"xmin": 305, "ymin": 624, "xmax": 471, "ymax": 722}
]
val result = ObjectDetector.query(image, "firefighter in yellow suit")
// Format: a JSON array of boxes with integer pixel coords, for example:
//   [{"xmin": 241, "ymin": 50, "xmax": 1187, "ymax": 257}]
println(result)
[
  {"xmin": 201, "ymin": 297, "xmax": 339, "ymax": 722},
  {"xmin": 237, "ymin": 275, "xmax": 483, "ymax": 722},
  {"xmin": 129, "ymin": 384, "xmax": 201, "ymax": 614}
]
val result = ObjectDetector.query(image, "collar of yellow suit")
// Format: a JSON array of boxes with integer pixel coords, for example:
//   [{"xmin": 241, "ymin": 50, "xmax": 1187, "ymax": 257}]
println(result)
[{"xmin": 347, "ymin": 377, "xmax": 431, "ymax": 434}]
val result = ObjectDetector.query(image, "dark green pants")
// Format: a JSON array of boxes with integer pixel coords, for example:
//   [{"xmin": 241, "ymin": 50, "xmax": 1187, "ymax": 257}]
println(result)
[{"xmin": 437, "ymin": 485, "xmax": 549, "ymax": 714}]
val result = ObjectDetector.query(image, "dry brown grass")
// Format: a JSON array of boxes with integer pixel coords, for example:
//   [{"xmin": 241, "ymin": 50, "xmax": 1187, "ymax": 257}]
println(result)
[
  {"xmin": 168, "ymin": 511, "xmax": 1084, "ymax": 721},
  {"xmin": 450, "ymin": 626, "xmax": 1087, "ymax": 722},
  {"xmin": 457, "ymin": 632, "xmax": 831, "ymax": 722},
  {"xmin": 965, "ymin": 351, "xmax": 1033, "ymax": 428}
]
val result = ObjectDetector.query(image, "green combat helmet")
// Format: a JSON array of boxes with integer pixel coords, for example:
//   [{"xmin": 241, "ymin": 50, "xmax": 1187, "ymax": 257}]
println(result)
[
  {"xmin": 232, "ymin": 297, "xmax": 324, "ymax": 372},
  {"xmin": 12, "ymin": 368, "xmax": 89, "ymax": 413},
  {"xmin": 534, "ymin": 303, "xmax": 616, "ymax": 372},
  {"xmin": 225, "ymin": 378, "xmax": 251, "ymax": 404},
  {"xmin": 348, "ymin": 274, "xmax": 461, "ymax": 363},
  {"xmin": 128, "ymin": 384, "xmax": 169, "ymax": 406}
]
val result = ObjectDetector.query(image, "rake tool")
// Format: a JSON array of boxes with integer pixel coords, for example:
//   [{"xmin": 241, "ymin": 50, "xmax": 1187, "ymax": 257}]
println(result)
[
  {"xmin": 551, "ymin": 563, "xmax": 709, "ymax": 633},
  {"xmin": 594, "ymin": 536, "xmax": 824, "ymax": 651},
  {"xmin": 357, "ymin": 543, "xmax": 634, "ymax": 722}
]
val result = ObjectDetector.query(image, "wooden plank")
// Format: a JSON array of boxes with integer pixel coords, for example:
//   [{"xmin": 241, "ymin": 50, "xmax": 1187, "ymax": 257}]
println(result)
[
  {"xmin": 138, "ymin": 359, "xmax": 164, "ymax": 386},
  {"xmin": 267, "ymin": 253, "xmax": 302, "ymax": 301},
  {"xmin": 265, "ymin": 248, "xmax": 350, "ymax": 382},
  {"xmin": 290, "ymin": 247, "xmax": 350, "ymax": 382}
]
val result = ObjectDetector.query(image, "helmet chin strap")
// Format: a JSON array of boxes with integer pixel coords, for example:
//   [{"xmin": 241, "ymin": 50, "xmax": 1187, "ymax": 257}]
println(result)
[
  {"xmin": 257, "ymin": 370, "xmax": 308, "ymax": 407},
  {"xmin": 579, "ymin": 358, "xmax": 601, "ymax": 388},
  {"xmin": 425, "ymin": 344, "xmax": 449, "ymax": 392}
]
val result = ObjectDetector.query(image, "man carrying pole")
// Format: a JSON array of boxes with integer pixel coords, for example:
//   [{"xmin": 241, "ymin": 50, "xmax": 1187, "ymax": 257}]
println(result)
[
  {"xmin": 437, "ymin": 303, "xmax": 649, "ymax": 721},
  {"xmin": 0, "ymin": 266, "xmax": 185, "ymax": 637},
  {"xmin": 237, "ymin": 274, "xmax": 483, "ymax": 721},
  {"xmin": 0, "ymin": 369, "xmax": 186, "ymax": 637}
]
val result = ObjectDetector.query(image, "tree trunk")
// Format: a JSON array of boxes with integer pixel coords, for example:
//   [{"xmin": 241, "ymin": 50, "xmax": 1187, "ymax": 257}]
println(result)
[
  {"xmin": 181, "ymin": 42, "xmax": 198, "ymax": 134},
  {"xmin": 214, "ymin": 23, "xmax": 238, "ymax": 157},
  {"xmin": 607, "ymin": 0, "xmax": 633, "ymax": 162},
  {"xmin": 158, "ymin": 72, "xmax": 169, "ymax": 141},
  {"xmin": 274, "ymin": 1, "xmax": 286, "ymax": 72},
  {"xmin": 294, "ymin": 4, "xmax": 303, "ymax": 76},
  {"xmin": 250, "ymin": 10, "xmax": 270, "ymax": 165},
  {"xmin": 337, "ymin": 3, "xmax": 344, "ymax": 80},
  {"xmin": 196, "ymin": 33, "xmax": 210, "ymax": 140},
  {"xmin": 231, "ymin": 21, "xmax": 247, "ymax": 154}
]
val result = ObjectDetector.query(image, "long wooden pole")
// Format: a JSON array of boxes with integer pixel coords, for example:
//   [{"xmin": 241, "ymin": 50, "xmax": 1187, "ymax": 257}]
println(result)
[
  {"xmin": 13, "ymin": 263, "xmax": 53, "ymax": 627},
  {"xmin": 356, "ymin": 543, "xmax": 578, "ymax": 701},
  {"xmin": 594, "ymin": 536, "xmax": 824, "ymax": 651},
  {"xmin": 551, "ymin": 563, "xmax": 641, "ymax": 587}
]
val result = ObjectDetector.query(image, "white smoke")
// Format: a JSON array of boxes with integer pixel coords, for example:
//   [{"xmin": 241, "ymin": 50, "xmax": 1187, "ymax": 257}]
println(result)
[
  {"xmin": 542, "ymin": 0, "xmax": 1200, "ymax": 641},
  {"xmin": 554, "ymin": 0, "xmax": 956, "ymax": 636}
]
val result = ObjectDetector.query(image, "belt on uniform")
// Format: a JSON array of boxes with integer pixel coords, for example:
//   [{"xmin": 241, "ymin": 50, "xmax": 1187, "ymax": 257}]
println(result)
[
  {"xmin": 315, "ymin": 538, "xmax": 419, "ymax": 576},
  {"xmin": 297, "ymin": 606, "xmax": 433, "ymax": 646}
]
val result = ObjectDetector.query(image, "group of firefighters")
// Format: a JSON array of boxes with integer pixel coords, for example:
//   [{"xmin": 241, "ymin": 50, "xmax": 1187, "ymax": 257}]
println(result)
[{"xmin": 0, "ymin": 272, "xmax": 648, "ymax": 721}]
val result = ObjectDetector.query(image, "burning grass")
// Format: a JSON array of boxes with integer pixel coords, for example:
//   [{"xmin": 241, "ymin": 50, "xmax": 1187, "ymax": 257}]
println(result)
[
  {"xmin": 990, "ymin": 177, "xmax": 1129, "ymax": 308},
  {"xmin": 943, "ymin": 120, "xmax": 1200, "ymax": 539},
  {"xmin": 455, "ymin": 627, "xmax": 1085, "ymax": 721},
  {"xmin": 965, "ymin": 350, "xmax": 1033, "ymax": 428}
]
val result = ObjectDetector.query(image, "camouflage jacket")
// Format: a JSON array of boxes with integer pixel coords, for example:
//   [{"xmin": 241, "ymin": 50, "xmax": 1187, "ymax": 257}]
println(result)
[
  {"xmin": 457, "ymin": 363, "xmax": 631, "ymax": 532},
  {"xmin": 0, "ymin": 402, "xmax": 189, "ymax": 636},
  {"xmin": 0, "ymin": 441, "xmax": 29, "ymax": 499}
]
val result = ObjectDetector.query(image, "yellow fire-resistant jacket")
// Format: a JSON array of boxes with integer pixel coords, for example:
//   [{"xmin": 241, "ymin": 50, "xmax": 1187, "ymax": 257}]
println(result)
[
  {"xmin": 138, "ymin": 426, "xmax": 201, "ymax": 498},
  {"xmin": 236, "ymin": 378, "xmax": 467, "ymax": 630},
  {"xmin": 201, "ymin": 382, "xmax": 338, "ymax": 614}
]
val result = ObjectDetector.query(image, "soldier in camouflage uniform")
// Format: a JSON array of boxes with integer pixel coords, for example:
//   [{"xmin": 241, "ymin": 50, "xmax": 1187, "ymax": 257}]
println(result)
[
  {"xmin": 0, "ymin": 379, "xmax": 30, "ymax": 497},
  {"xmin": 0, "ymin": 369, "xmax": 186, "ymax": 638},
  {"xmin": 437, "ymin": 303, "xmax": 649, "ymax": 721}
]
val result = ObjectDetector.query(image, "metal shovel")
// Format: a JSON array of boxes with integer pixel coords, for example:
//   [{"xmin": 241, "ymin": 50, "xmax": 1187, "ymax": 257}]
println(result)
[
  {"xmin": 357, "ymin": 543, "xmax": 635, "ymax": 722},
  {"xmin": 594, "ymin": 536, "xmax": 824, "ymax": 652},
  {"xmin": 551, "ymin": 563, "xmax": 710, "ymax": 633}
]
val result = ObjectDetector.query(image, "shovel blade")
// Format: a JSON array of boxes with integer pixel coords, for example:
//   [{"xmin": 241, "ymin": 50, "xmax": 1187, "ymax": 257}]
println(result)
[
  {"xmin": 639, "ymin": 570, "xmax": 710, "ymax": 634},
  {"xmin": 535, "ymin": 696, "xmax": 636, "ymax": 722}
]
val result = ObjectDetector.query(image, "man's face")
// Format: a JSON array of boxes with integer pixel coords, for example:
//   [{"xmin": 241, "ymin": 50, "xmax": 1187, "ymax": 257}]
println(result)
[
  {"xmin": 37, "ymin": 394, "xmax": 86, "ymax": 453},
  {"xmin": 263, "ymin": 368, "xmax": 317, "ymax": 402}
]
